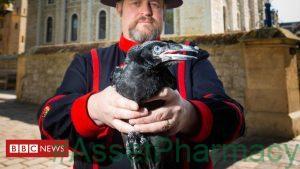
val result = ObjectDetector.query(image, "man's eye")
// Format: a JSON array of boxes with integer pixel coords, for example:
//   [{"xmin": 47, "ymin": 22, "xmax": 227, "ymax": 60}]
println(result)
[
  {"xmin": 131, "ymin": 1, "xmax": 140, "ymax": 6},
  {"xmin": 150, "ymin": 2, "xmax": 160, "ymax": 8}
]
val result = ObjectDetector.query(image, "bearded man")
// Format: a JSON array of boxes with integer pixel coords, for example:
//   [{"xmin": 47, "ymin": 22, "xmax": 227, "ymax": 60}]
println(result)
[{"xmin": 37, "ymin": 0, "xmax": 245, "ymax": 169}]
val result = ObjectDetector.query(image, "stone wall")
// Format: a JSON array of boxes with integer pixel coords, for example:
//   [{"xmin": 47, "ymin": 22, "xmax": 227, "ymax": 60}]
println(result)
[
  {"xmin": 18, "ymin": 33, "xmax": 246, "ymax": 106},
  {"xmin": 204, "ymin": 44, "xmax": 245, "ymax": 106},
  {"xmin": 297, "ymin": 49, "xmax": 300, "ymax": 87},
  {"xmin": 0, "ymin": 55, "xmax": 17, "ymax": 89},
  {"xmin": 240, "ymin": 28, "xmax": 300, "ymax": 138},
  {"xmin": 18, "ymin": 41, "xmax": 115, "ymax": 104},
  {"xmin": 0, "ymin": 55, "xmax": 17, "ymax": 71},
  {"xmin": 16, "ymin": 52, "xmax": 75, "ymax": 104},
  {"xmin": 17, "ymin": 28, "xmax": 300, "ymax": 138}
]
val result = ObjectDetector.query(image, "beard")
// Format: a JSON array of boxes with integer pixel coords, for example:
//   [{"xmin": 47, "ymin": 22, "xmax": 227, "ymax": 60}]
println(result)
[{"xmin": 128, "ymin": 16, "xmax": 162, "ymax": 43}]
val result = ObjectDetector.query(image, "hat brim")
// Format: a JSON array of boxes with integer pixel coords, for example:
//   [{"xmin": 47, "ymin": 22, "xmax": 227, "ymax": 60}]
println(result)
[{"xmin": 100, "ymin": 0, "xmax": 183, "ymax": 9}]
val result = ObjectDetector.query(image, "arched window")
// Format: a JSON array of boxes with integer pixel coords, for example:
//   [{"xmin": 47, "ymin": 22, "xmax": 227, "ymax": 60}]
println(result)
[
  {"xmin": 238, "ymin": 0, "xmax": 244, "ymax": 30},
  {"xmin": 223, "ymin": 0, "xmax": 231, "ymax": 32},
  {"xmin": 98, "ymin": 11, "xmax": 106, "ymax": 39},
  {"xmin": 46, "ymin": 17, "xmax": 53, "ymax": 43},
  {"xmin": 237, "ymin": 13, "xmax": 241, "ymax": 29},
  {"xmin": 164, "ymin": 9, "xmax": 174, "ymax": 34},
  {"xmin": 223, "ymin": 6, "xmax": 227, "ymax": 31},
  {"xmin": 48, "ymin": 0, "xmax": 54, "ymax": 4},
  {"xmin": 71, "ymin": 14, "xmax": 78, "ymax": 41},
  {"xmin": 248, "ymin": 0, "xmax": 254, "ymax": 28}
]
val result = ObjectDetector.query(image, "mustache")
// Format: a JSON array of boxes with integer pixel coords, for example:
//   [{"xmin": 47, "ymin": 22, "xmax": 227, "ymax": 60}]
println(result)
[
  {"xmin": 128, "ymin": 15, "xmax": 157, "ymax": 30},
  {"xmin": 136, "ymin": 16, "xmax": 155, "ymax": 23}
]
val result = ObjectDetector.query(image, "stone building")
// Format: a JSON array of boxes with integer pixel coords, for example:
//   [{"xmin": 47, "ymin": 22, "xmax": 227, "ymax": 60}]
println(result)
[
  {"xmin": 0, "ymin": 0, "xmax": 27, "ymax": 55},
  {"xmin": 25, "ymin": 0, "xmax": 266, "ymax": 50},
  {"xmin": 280, "ymin": 22, "xmax": 300, "ymax": 37}
]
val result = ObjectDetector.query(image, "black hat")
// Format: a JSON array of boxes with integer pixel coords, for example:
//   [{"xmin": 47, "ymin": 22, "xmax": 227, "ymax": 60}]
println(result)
[{"xmin": 100, "ymin": 0, "xmax": 183, "ymax": 9}]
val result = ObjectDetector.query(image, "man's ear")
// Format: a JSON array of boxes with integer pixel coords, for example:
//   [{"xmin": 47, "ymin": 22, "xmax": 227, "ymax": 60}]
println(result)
[{"xmin": 116, "ymin": 1, "xmax": 123, "ymax": 16}]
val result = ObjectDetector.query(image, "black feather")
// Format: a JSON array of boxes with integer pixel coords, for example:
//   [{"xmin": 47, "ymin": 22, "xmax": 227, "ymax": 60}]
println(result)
[{"xmin": 111, "ymin": 41, "xmax": 206, "ymax": 169}]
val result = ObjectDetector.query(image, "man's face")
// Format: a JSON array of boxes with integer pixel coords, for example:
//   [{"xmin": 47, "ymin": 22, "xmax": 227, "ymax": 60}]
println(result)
[{"xmin": 117, "ymin": 0, "xmax": 164, "ymax": 43}]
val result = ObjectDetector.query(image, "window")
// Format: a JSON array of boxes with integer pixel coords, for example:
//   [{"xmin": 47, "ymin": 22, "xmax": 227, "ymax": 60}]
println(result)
[
  {"xmin": 224, "ymin": 0, "xmax": 232, "ymax": 31},
  {"xmin": 164, "ymin": 9, "xmax": 174, "ymax": 34},
  {"xmin": 248, "ymin": 0, "xmax": 254, "ymax": 28},
  {"xmin": 46, "ymin": 17, "xmax": 53, "ymax": 42},
  {"xmin": 48, "ymin": 0, "xmax": 54, "ymax": 4},
  {"xmin": 238, "ymin": 0, "xmax": 244, "ymax": 30},
  {"xmin": 21, "ymin": 36, "xmax": 24, "ymax": 43},
  {"xmin": 0, "ymin": 20, "xmax": 3, "ymax": 29},
  {"xmin": 15, "ymin": 23, "xmax": 18, "ymax": 29},
  {"xmin": 71, "ymin": 14, "xmax": 78, "ymax": 41},
  {"xmin": 0, "ymin": 34, "xmax": 2, "ymax": 41},
  {"xmin": 98, "ymin": 11, "xmax": 106, "ymax": 39},
  {"xmin": 223, "ymin": 6, "xmax": 227, "ymax": 31},
  {"xmin": 237, "ymin": 13, "xmax": 241, "ymax": 29}
]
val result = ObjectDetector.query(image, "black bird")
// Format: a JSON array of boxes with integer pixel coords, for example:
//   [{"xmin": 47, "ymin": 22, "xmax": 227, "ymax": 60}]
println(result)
[{"xmin": 111, "ymin": 40, "xmax": 208, "ymax": 169}]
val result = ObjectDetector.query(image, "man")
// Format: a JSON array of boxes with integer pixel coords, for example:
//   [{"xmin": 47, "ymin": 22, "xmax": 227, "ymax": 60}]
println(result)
[{"xmin": 37, "ymin": 0, "xmax": 245, "ymax": 169}]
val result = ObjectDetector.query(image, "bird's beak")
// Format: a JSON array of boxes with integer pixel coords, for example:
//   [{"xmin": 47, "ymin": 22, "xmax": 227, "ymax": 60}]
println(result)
[{"xmin": 158, "ymin": 44, "xmax": 199, "ymax": 63}]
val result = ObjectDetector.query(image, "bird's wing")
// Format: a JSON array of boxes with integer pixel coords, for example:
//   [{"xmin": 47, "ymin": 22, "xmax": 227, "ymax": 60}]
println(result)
[{"xmin": 111, "ymin": 66, "xmax": 122, "ymax": 85}]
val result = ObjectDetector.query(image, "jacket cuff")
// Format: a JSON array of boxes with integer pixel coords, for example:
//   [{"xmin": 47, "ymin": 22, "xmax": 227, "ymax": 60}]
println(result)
[
  {"xmin": 71, "ymin": 92, "xmax": 111, "ymax": 139},
  {"xmin": 187, "ymin": 100, "xmax": 213, "ymax": 142},
  {"xmin": 223, "ymin": 101, "xmax": 244, "ymax": 143}
]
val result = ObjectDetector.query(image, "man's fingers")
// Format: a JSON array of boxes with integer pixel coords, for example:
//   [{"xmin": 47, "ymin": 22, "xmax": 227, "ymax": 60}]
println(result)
[
  {"xmin": 129, "ymin": 107, "xmax": 172, "ymax": 125},
  {"xmin": 114, "ymin": 96, "xmax": 139, "ymax": 110},
  {"xmin": 144, "ymin": 87, "xmax": 174, "ymax": 103},
  {"xmin": 111, "ymin": 119, "xmax": 135, "ymax": 133},
  {"xmin": 112, "ymin": 108, "xmax": 148, "ymax": 119},
  {"xmin": 133, "ymin": 118, "xmax": 175, "ymax": 133}
]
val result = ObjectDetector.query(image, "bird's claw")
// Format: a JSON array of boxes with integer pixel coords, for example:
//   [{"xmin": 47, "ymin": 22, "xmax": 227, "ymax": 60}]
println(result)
[
  {"xmin": 126, "ymin": 132, "xmax": 150, "ymax": 158},
  {"xmin": 125, "ymin": 132, "xmax": 158, "ymax": 169}
]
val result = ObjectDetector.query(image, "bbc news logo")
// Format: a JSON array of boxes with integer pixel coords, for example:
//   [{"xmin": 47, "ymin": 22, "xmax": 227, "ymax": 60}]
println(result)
[{"xmin": 6, "ymin": 140, "xmax": 69, "ymax": 157}]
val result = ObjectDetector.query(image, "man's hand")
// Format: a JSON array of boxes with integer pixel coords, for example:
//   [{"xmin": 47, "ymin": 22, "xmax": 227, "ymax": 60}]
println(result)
[
  {"xmin": 87, "ymin": 86, "xmax": 149, "ymax": 133},
  {"xmin": 129, "ymin": 87, "xmax": 199, "ymax": 136}
]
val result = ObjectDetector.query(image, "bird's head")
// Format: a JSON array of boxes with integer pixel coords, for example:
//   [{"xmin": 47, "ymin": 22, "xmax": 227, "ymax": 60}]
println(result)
[
  {"xmin": 112, "ymin": 40, "xmax": 209, "ymax": 104},
  {"xmin": 125, "ymin": 40, "xmax": 207, "ymax": 69}
]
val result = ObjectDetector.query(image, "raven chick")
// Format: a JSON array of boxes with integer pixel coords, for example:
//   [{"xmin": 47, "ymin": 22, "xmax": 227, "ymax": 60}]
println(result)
[{"xmin": 111, "ymin": 41, "xmax": 208, "ymax": 169}]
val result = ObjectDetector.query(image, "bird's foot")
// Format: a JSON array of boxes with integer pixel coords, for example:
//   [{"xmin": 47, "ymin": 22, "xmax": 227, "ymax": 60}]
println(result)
[
  {"xmin": 125, "ymin": 132, "xmax": 156, "ymax": 169},
  {"xmin": 125, "ymin": 132, "xmax": 149, "ymax": 157}
]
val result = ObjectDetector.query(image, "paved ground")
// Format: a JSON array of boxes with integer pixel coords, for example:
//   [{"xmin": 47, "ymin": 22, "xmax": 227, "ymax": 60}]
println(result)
[
  {"xmin": 0, "ymin": 91, "xmax": 72, "ymax": 169},
  {"xmin": 0, "ymin": 90, "xmax": 300, "ymax": 169}
]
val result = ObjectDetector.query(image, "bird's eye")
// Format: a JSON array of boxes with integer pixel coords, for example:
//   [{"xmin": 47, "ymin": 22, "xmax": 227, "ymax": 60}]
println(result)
[{"xmin": 153, "ymin": 46, "xmax": 163, "ymax": 56}]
